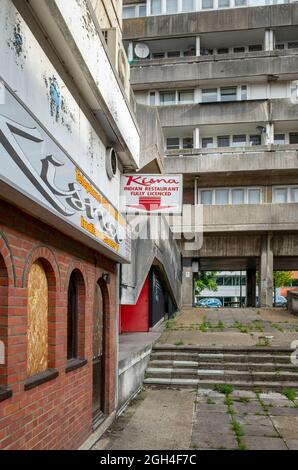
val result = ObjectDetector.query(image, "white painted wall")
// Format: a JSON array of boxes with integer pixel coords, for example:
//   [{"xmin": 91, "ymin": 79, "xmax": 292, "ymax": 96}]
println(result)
[{"xmin": 0, "ymin": 0, "xmax": 122, "ymax": 207}]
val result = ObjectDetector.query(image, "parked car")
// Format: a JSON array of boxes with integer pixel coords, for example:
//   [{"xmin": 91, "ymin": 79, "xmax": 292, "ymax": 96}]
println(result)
[
  {"xmin": 274, "ymin": 295, "xmax": 287, "ymax": 307},
  {"xmin": 196, "ymin": 298, "xmax": 223, "ymax": 308}
]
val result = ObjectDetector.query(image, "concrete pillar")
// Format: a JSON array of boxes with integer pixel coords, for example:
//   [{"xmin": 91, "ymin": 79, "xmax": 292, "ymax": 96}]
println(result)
[
  {"xmin": 196, "ymin": 36, "xmax": 201, "ymax": 56},
  {"xmin": 182, "ymin": 259, "xmax": 193, "ymax": 307},
  {"xmin": 259, "ymin": 234, "xmax": 273, "ymax": 308},
  {"xmin": 246, "ymin": 269, "xmax": 257, "ymax": 307},
  {"xmin": 265, "ymin": 123, "xmax": 274, "ymax": 145},
  {"xmin": 264, "ymin": 29, "xmax": 275, "ymax": 51},
  {"xmin": 193, "ymin": 127, "xmax": 200, "ymax": 149},
  {"xmin": 128, "ymin": 42, "xmax": 134, "ymax": 63}
]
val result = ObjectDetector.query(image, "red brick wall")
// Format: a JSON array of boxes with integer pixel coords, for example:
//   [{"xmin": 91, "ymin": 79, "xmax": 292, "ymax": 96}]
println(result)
[{"xmin": 0, "ymin": 199, "xmax": 117, "ymax": 450}]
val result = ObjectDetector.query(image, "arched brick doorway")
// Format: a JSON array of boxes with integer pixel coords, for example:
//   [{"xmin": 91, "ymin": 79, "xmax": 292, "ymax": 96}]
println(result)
[{"xmin": 92, "ymin": 281, "xmax": 105, "ymax": 426}]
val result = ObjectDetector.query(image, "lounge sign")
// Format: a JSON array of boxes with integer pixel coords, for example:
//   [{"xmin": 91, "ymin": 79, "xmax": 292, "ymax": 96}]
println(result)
[
  {"xmin": 121, "ymin": 174, "xmax": 182, "ymax": 214},
  {"xmin": 0, "ymin": 84, "xmax": 131, "ymax": 262}
]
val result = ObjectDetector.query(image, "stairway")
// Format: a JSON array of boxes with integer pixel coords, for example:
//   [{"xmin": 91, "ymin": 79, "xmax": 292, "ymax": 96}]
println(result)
[{"xmin": 144, "ymin": 345, "xmax": 298, "ymax": 392}]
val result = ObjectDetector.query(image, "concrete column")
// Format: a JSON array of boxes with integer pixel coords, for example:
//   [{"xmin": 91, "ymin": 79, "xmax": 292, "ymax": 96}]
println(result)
[
  {"xmin": 193, "ymin": 127, "xmax": 200, "ymax": 149},
  {"xmin": 196, "ymin": 36, "xmax": 201, "ymax": 56},
  {"xmin": 264, "ymin": 29, "xmax": 275, "ymax": 51},
  {"xmin": 246, "ymin": 269, "xmax": 257, "ymax": 307},
  {"xmin": 128, "ymin": 42, "xmax": 133, "ymax": 63},
  {"xmin": 182, "ymin": 259, "xmax": 193, "ymax": 307},
  {"xmin": 265, "ymin": 123, "xmax": 274, "ymax": 145},
  {"xmin": 259, "ymin": 234, "xmax": 273, "ymax": 308}
]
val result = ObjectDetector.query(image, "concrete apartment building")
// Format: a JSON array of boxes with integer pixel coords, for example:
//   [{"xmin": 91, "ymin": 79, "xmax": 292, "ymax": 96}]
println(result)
[{"xmin": 123, "ymin": 0, "xmax": 298, "ymax": 309}]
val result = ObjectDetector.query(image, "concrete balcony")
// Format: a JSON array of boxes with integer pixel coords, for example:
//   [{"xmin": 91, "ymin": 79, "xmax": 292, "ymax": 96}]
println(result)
[
  {"xmin": 202, "ymin": 203, "xmax": 298, "ymax": 232},
  {"xmin": 157, "ymin": 100, "xmax": 269, "ymax": 127},
  {"xmin": 164, "ymin": 145, "xmax": 298, "ymax": 175},
  {"xmin": 157, "ymin": 99, "xmax": 298, "ymax": 128},
  {"xmin": 130, "ymin": 51, "xmax": 298, "ymax": 89},
  {"xmin": 123, "ymin": 4, "xmax": 298, "ymax": 40}
]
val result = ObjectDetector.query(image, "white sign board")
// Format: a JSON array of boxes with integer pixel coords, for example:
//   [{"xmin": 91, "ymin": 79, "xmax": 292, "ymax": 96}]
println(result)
[
  {"xmin": 0, "ymin": 83, "xmax": 131, "ymax": 263},
  {"xmin": 121, "ymin": 174, "xmax": 182, "ymax": 214}
]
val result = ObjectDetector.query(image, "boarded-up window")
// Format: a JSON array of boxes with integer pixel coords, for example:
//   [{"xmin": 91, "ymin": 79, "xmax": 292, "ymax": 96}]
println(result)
[{"xmin": 27, "ymin": 261, "xmax": 48, "ymax": 377}]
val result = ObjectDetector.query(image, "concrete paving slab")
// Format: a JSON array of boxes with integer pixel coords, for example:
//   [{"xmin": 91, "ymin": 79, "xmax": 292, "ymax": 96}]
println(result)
[
  {"xmin": 271, "ymin": 416, "xmax": 298, "ymax": 439},
  {"xmin": 268, "ymin": 407, "xmax": 298, "ymax": 416},
  {"xmin": 191, "ymin": 431, "xmax": 237, "ymax": 450},
  {"xmin": 285, "ymin": 439, "xmax": 298, "ymax": 450},
  {"xmin": 243, "ymin": 436, "xmax": 288, "ymax": 450},
  {"xmin": 231, "ymin": 390, "xmax": 258, "ymax": 399},
  {"xmin": 234, "ymin": 414, "xmax": 272, "ymax": 426},
  {"xmin": 241, "ymin": 424, "xmax": 279, "ymax": 437},
  {"xmin": 232, "ymin": 402, "xmax": 264, "ymax": 415},
  {"xmin": 94, "ymin": 388, "xmax": 195, "ymax": 450}
]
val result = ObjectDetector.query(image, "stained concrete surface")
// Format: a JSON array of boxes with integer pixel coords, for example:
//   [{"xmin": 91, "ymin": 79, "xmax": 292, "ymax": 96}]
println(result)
[{"xmin": 92, "ymin": 388, "xmax": 298, "ymax": 451}]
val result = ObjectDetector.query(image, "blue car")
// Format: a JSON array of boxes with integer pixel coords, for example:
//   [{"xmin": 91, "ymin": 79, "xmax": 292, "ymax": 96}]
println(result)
[
  {"xmin": 196, "ymin": 298, "xmax": 223, "ymax": 308},
  {"xmin": 274, "ymin": 295, "xmax": 287, "ymax": 307}
]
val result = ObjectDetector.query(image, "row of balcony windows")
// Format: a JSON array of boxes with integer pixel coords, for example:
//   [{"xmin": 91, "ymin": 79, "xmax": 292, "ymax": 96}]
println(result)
[
  {"xmin": 198, "ymin": 186, "xmax": 298, "ymax": 205},
  {"xmin": 147, "ymin": 81, "xmax": 298, "ymax": 106},
  {"xmin": 123, "ymin": 0, "xmax": 293, "ymax": 18},
  {"xmin": 131, "ymin": 41, "xmax": 298, "ymax": 62},
  {"xmin": 166, "ymin": 132, "xmax": 298, "ymax": 150}
]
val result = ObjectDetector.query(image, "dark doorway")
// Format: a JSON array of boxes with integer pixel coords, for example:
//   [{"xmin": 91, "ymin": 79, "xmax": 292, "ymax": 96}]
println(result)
[
  {"xmin": 149, "ymin": 268, "xmax": 166, "ymax": 328},
  {"xmin": 92, "ymin": 283, "xmax": 105, "ymax": 425}
]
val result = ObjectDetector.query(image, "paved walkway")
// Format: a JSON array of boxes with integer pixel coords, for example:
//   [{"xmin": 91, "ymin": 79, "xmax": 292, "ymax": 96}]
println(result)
[
  {"xmin": 92, "ymin": 387, "xmax": 298, "ymax": 450},
  {"xmin": 161, "ymin": 307, "xmax": 298, "ymax": 348}
]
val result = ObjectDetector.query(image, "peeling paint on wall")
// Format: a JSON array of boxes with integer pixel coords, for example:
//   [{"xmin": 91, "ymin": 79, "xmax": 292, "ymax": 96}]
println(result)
[
  {"xmin": 43, "ymin": 74, "xmax": 76, "ymax": 133},
  {"xmin": 75, "ymin": 0, "xmax": 96, "ymax": 39},
  {"xmin": 5, "ymin": 12, "xmax": 28, "ymax": 68}
]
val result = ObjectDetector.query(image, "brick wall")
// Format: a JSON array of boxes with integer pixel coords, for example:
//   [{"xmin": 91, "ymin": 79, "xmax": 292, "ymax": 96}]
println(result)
[{"xmin": 0, "ymin": 199, "xmax": 117, "ymax": 450}]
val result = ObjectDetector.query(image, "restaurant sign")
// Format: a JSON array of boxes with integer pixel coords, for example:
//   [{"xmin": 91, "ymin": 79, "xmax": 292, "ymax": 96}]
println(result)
[
  {"xmin": 121, "ymin": 174, "xmax": 182, "ymax": 214},
  {"xmin": 0, "ymin": 83, "xmax": 131, "ymax": 262}
]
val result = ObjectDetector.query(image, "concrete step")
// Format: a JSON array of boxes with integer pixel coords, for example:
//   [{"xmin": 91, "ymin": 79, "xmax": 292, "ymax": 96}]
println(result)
[
  {"xmin": 148, "ymin": 360, "xmax": 296, "ymax": 372},
  {"xmin": 151, "ymin": 352, "xmax": 292, "ymax": 364},
  {"xmin": 153, "ymin": 345, "xmax": 292, "ymax": 354},
  {"xmin": 143, "ymin": 378, "xmax": 298, "ymax": 392},
  {"xmin": 146, "ymin": 367, "xmax": 298, "ymax": 382}
]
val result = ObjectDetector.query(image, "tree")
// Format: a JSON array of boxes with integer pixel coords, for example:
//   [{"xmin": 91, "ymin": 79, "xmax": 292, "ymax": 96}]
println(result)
[
  {"xmin": 273, "ymin": 271, "xmax": 293, "ymax": 289},
  {"xmin": 194, "ymin": 271, "xmax": 218, "ymax": 296}
]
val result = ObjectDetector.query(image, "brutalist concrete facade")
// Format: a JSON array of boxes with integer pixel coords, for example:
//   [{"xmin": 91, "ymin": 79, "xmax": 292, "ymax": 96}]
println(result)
[{"xmin": 123, "ymin": 2, "xmax": 298, "ymax": 308}]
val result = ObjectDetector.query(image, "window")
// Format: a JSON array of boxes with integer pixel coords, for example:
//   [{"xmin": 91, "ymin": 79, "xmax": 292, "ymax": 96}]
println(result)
[
  {"xmin": 215, "ymin": 189, "xmax": 229, "ymax": 205},
  {"xmin": 168, "ymin": 51, "xmax": 180, "ymax": 57},
  {"xmin": 67, "ymin": 272, "xmax": 77, "ymax": 360},
  {"xmin": 232, "ymin": 135, "xmax": 246, "ymax": 147},
  {"xmin": 202, "ymin": 88, "xmax": 217, "ymax": 103},
  {"xmin": 152, "ymin": 52, "xmax": 165, "ymax": 59},
  {"xmin": 202, "ymin": 137, "xmax": 214, "ymax": 148},
  {"xmin": 179, "ymin": 90, "xmax": 194, "ymax": 103},
  {"xmin": 275, "ymin": 43, "xmax": 285, "ymax": 50},
  {"xmin": 166, "ymin": 138, "xmax": 180, "ymax": 150},
  {"xmin": 289, "ymin": 133, "xmax": 298, "ymax": 144},
  {"xmin": 248, "ymin": 189, "xmax": 261, "ymax": 204},
  {"xmin": 274, "ymin": 134, "xmax": 285, "ymax": 145},
  {"xmin": 183, "ymin": 137, "xmax": 194, "ymax": 149},
  {"xmin": 159, "ymin": 91, "xmax": 176, "ymax": 105},
  {"xmin": 166, "ymin": 0, "xmax": 177, "ymax": 13},
  {"xmin": 273, "ymin": 188, "xmax": 287, "ymax": 203},
  {"xmin": 241, "ymin": 85, "xmax": 247, "ymax": 100},
  {"xmin": 218, "ymin": 0, "xmax": 230, "ymax": 7},
  {"xmin": 234, "ymin": 47, "xmax": 245, "ymax": 53},
  {"xmin": 202, "ymin": 0, "xmax": 214, "ymax": 9},
  {"xmin": 217, "ymin": 48, "xmax": 229, "ymax": 54},
  {"xmin": 182, "ymin": 0, "xmax": 194, "ymax": 11},
  {"xmin": 290, "ymin": 188, "xmax": 298, "ymax": 203},
  {"xmin": 201, "ymin": 190, "xmax": 213, "ymax": 205},
  {"xmin": 232, "ymin": 189, "xmax": 244, "ymax": 204},
  {"xmin": 139, "ymin": 4, "xmax": 147, "ymax": 16},
  {"xmin": 235, "ymin": 0, "xmax": 247, "ymax": 5},
  {"xmin": 288, "ymin": 42, "xmax": 298, "ymax": 49},
  {"xmin": 220, "ymin": 87, "xmax": 237, "ymax": 102},
  {"xmin": 150, "ymin": 92, "xmax": 156, "ymax": 106},
  {"xmin": 250, "ymin": 134, "xmax": 261, "ymax": 146},
  {"xmin": 249, "ymin": 44, "xmax": 262, "ymax": 52},
  {"xmin": 151, "ymin": 0, "xmax": 161, "ymax": 14},
  {"xmin": 27, "ymin": 261, "xmax": 48, "ymax": 377},
  {"xmin": 217, "ymin": 135, "xmax": 230, "ymax": 147},
  {"xmin": 123, "ymin": 6, "xmax": 135, "ymax": 18}
]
